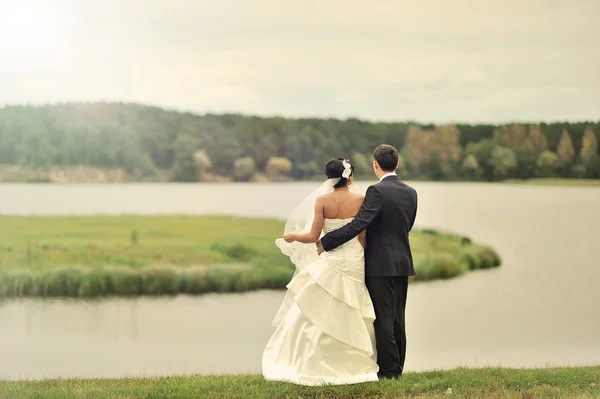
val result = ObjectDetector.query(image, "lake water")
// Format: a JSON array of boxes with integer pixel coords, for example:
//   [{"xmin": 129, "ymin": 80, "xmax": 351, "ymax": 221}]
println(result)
[{"xmin": 1, "ymin": 182, "xmax": 600, "ymax": 380}]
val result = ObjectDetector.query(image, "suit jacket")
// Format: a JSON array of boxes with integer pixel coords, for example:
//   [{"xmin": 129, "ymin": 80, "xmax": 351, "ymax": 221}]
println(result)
[{"xmin": 321, "ymin": 175, "xmax": 418, "ymax": 277}]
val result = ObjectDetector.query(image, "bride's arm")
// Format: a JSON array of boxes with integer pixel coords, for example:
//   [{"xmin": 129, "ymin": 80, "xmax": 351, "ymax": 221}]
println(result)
[
  {"xmin": 357, "ymin": 195, "xmax": 367, "ymax": 248},
  {"xmin": 282, "ymin": 197, "xmax": 325, "ymax": 244}
]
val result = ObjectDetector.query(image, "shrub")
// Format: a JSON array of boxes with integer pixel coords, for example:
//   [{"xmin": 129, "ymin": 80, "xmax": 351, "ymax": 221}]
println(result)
[
  {"xmin": 193, "ymin": 150, "xmax": 212, "ymax": 172},
  {"xmin": 535, "ymin": 150, "xmax": 560, "ymax": 177},
  {"xmin": 233, "ymin": 157, "xmax": 256, "ymax": 181},
  {"xmin": 413, "ymin": 254, "xmax": 468, "ymax": 280},
  {"xmin": 572, "ymin": 164, "xmax": 587, "ymax": 179},
  {"xmin": 583, "ymin": 153, "xmax": 600, "ymax": 178},
  {"xmin": 461, "ymin": 154, "xmax": 483, "ymax": 179},
  {"xmin": 489, "ymin": 146, "xmax": 517, "ymax": 180},
  {"xmin": 458, "ymin": 245, "xmax": 501, "ymax": 270},
  {"xmin": 265, "ymin": 157, "xmax": 292, "ymax": 177},
  {"xmin": 295, "ymin": 161, "xmax": 320, "ymax": 179}
]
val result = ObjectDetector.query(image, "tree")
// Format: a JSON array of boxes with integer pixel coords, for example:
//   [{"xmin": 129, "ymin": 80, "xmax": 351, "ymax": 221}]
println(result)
[
  {"xmin": 397, "ymin": 154, "xmax": 408, "ymax": 178},
  {"xmin": 428, "ymin": 150, "xmax": 445, "ymax": 180},
  {"xmin": 493, "ymin": 123, "xmax": 528, "ymax": 148},
  {"xmin": 399, "ymin": 148, "xmax": 419, "ymax": 178},
  {"xmin": 492, "ymin": 124, "xmax": 548, "ymax": 184},
  {"xmin": 404, "ymin": 124, "xmax": 462, "ymax": 173},
  {"xmin": 172, "ymin": 135, "xmax": 198, "ymax": 182},
  {"xmin": 403, "ymin": 125, "xmax": 429, "ymax": 170},
  {"xmin": 193, "ymin": 150, "xmax": 212, "ymax": 178},
  {"xmin": 556, "ymin": 129, "xmax": 576, "ymax": 166},
  {"xmin": 464, "ymin": 139, "xmax": 496, "ymax": 180},
  {"xmin": 488, "ymin": 146, "xmax": 517, "ymax": 180},
  {"xmin": 514, "ymin": 145, "xmax": 538, "ymax": 179},
  {"xmin": 233, "ymin": 156, "xmax": 256, "ymax": 181},
  {"xmin": 434, "ymin": 124, "xmax": 462, "ymax": 163},
  {"xmin": 583, "ymin": 153, "xmax": 600, "ymax": 178},
  {"xmin": 134, "ymin": 153, "xmax": 158, "ymax": 179},
  {"xmin": 351, "ymin": 152, "xmax": 371, "ymax": 177},
  {"xmin": 572, "ymin": 164, "xmax": 587, "ymax": 178},
  {"xmin": 580, "ymin": 127, "xmax": 598, "ymax": 159},
  {"xmin": 2, "ymin": 103, "xmax": 600, "ymax": 184},
  {"xmin": 266, "ymin": 157, "xmax": 293, "ymax": 177},
  {"xmin": 535, "ymin": 150, "xmax": 560, "ymax": 177},
  {"xmin": 527, "ymin": 125, "xmax": 548, "ymax": 152},
  {"xmin": 296, "ymin": 161, "xmax": 320, "ymax": 179},
  {"xmin": 461, "ymin": 154, "xmax": 482, "ymax": 179}
]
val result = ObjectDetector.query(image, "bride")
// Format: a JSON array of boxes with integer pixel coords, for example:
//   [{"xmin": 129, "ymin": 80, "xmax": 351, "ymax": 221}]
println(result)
[{"xmin": 262, "ymin": 157, "xmax": 379, "ymax": 386}]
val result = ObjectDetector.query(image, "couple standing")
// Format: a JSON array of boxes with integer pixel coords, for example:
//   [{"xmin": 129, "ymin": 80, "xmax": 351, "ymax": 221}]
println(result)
[{"xmin": 262, "ymin": 144, "xmax": 418, "ymax": 385}]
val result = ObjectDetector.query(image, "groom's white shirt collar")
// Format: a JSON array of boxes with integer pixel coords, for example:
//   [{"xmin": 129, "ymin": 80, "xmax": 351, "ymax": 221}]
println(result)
[{"xmin": 379, "ymin": 172, "xmax": 397, "ymax": 182}]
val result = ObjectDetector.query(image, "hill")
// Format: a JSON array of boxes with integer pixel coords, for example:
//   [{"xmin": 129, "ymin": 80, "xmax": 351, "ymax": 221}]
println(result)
[{"xmin": 0, "ymin": 102, "xmax": 599, "ymax": 183}]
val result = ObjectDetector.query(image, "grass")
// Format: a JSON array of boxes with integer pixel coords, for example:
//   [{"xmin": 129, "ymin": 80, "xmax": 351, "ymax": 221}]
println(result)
[
  {"xmin": 0, "ymin": 216, "xmax": 501, "ymax": 298},
  {"xmin": 1, "ymin": 367, "xmax": 598, "ymax": 398},
  {"xmin": 505, "ymin": 178, "xmax": 600, "ymax": 186}
]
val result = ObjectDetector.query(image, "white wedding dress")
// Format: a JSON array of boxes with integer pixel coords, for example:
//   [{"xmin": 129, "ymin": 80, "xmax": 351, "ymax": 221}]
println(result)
[{"xmin": 262, "ymin": 217, "xmax": 379, "ymax": 386}]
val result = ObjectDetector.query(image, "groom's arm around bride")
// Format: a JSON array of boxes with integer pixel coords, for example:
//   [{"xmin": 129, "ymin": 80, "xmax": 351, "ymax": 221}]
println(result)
[
  {"xmin": 316, "ymin": 146, "xmax": 417, "ymax": 267},
  {"xmin": 317, "ymin": 184, "xmax": 383, "ymax": 253}
]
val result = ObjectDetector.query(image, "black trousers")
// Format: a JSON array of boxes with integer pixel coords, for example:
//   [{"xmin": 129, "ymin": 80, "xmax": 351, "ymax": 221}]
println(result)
[{"xmin": 365, "ymin": 276, "xmax": 408, "ymax": 378}]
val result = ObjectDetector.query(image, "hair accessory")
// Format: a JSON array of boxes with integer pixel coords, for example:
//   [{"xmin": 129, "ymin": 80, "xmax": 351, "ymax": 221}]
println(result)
[{"xmin": 341, "ymin": 160, "xmax": 352, "ymax": 179}]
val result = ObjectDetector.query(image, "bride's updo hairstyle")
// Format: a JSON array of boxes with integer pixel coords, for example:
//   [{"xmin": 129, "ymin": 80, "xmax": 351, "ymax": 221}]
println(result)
[{"xmin": 324, "ymin": 157, "xmax": 354, "ymax": 189}]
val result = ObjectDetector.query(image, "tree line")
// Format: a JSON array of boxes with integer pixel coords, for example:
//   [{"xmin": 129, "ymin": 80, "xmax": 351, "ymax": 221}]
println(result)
[{"xmin": 0, "ymin": 102, "xmax": 599, "ymax": 182}]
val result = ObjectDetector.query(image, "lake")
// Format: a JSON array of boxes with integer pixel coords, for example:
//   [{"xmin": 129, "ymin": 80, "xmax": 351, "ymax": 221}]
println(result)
[{"xmin": 1, "ymin": 182, "xmax": 599, "ymax": 380}]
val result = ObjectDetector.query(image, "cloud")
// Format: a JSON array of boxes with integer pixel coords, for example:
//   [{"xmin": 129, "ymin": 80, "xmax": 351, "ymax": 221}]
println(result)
[{"xmin": 0, "ymin": 0, "xmax": 599, "ymax": 122}]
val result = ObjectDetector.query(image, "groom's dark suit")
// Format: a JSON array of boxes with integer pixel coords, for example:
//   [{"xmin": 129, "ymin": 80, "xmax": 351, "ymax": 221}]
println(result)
[{"xmin": 320, "ymin": 174, "xmax": 418, "ymax": 378}]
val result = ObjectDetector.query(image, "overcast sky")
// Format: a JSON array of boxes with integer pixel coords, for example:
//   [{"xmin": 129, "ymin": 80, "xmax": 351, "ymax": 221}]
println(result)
[{"xmin": 1, "ymin": 0, "xmax": 599, "ymax": 123}]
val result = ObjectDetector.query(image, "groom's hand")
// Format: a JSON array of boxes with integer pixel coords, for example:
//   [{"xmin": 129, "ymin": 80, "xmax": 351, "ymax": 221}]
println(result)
[{"xmin": 316, "ymin": 240, "xmax": 325, "ymax": 255}]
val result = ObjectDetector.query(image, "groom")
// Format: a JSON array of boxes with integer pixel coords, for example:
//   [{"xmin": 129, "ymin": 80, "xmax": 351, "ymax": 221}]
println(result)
[{"xmin": 317, "ymin": 144, "xmax": 418, "ymax": 379}]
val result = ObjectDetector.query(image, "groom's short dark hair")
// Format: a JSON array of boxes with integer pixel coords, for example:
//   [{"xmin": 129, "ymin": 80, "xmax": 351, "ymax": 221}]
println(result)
[{"xmin": 374, "ymin": 144, "xmax": 399, "ymax": 172}]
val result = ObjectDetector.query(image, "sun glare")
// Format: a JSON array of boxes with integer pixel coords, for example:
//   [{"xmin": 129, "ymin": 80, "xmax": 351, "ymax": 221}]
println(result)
[{"xmin": 0, "ymin": 2, "xmax": 61, "ymax": 54}]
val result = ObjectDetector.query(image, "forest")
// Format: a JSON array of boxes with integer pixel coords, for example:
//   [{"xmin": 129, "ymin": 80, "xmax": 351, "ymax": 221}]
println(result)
[{"xmin": 0, "ymin": 102, "xmax": 598, "ymax": 182}]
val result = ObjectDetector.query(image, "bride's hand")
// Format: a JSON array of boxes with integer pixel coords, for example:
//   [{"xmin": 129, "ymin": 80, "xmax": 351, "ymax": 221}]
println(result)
[{"xmin": 282, "ymin": 234, "xmax": 296, "ymax": 243}]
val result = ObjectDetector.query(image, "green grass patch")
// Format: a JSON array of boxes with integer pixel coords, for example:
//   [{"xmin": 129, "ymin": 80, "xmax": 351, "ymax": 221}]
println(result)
[
  {"xmin": 0, "ymin": 216, "xmax": 501, "ymax": 298},
  {"xmin": 505, "ymin": 178, "xmax": 600, "ymax": 186},
  {"xmin": 1, "ymin": 366, "xmax": 598, "ymax": 398}
]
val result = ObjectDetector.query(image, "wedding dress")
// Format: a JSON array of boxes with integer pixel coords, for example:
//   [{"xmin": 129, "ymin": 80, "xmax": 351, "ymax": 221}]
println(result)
[{"xmin": 262, "ymin": 216, "xmax": 379, "ymax": 385}]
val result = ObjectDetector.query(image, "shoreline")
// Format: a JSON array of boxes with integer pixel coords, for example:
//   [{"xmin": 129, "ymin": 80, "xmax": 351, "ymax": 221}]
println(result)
[{"xmin": 2, "ymin": 178, "xmax": 600, "ymax": 186}]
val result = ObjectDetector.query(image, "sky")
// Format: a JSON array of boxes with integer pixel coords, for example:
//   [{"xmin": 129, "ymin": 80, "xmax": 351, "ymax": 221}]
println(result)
[{"xmin": 0, "ymin": 0, "xmax": 599, "ymax": 123}]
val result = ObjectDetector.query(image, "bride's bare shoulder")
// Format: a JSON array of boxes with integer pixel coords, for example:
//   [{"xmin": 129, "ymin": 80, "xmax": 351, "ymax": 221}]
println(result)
[
  {"xmin": 316, "ymin": 192, "xmax": 335, "ymax": 207},
  {"xmin": 317, "ymin": 192, "xmax": 334, "ymax": 200},
  {"xmin": 349, "ymin": 193, "xmax": 365, "ymax": 213},
  {"xmin": 353, "ymin": 193, "xmax": 366, "ymax": 203}
]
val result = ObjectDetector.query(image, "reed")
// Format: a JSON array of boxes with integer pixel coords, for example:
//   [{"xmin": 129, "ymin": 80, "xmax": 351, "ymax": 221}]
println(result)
[{"xmin": 0, "ymin": 216, "xmax": 501, "ymax": 298}]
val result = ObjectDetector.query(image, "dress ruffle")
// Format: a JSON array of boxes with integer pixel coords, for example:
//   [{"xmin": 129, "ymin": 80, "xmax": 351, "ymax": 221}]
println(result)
[
  {"xmin": 298, "ymin": 258, "xmax": 375, "ymax": 318},
  {"xmin": 262, "ymin": 303, "xmax": 378, "ymax": 386},
  {"xmin": 263, "ymin": 218, "xmax": 378, "ymax": 386},
  {"xmin": 287, "ymin": 268, "xmax": 375, "ymax": 354}
]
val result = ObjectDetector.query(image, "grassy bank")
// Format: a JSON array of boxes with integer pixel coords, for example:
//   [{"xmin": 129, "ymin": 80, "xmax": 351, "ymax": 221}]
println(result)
[
  {"xmin": 0, "ymin": 216, "xmax": 501, "ymax": 298},
  {"xmin": 505, "ymin": 178, "xmax": 600, "ymax": 186},
  {"xmin": 1, "ymin": 367, "xmax": 598, "ymax": 398}
]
